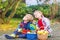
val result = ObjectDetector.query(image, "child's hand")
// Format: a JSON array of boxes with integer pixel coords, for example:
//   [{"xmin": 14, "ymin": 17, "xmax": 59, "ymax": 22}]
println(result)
[
  {"xmin": 36, "ymin": 27, "xmax": 40, "ymax": 30},
  {"xmin": 36, "ymin": 27, "xmax": 40, "ymax": 33}
]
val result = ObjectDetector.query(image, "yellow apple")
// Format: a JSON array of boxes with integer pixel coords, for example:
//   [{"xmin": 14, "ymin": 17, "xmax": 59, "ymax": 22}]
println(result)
[
  {"xmin": 37, "ymin": 31, "xmax": 43, "ymax": 35},
  {"xmin": 37, "ymin": 30, "xmax": 48, "ymax": 35},
  {"xmin": 43, "ymin": 31, "xmax": 48, "ymax": 35},
  {"xmin": 45, "ymin": 31, "xmax": 48, "ymax": 34}
]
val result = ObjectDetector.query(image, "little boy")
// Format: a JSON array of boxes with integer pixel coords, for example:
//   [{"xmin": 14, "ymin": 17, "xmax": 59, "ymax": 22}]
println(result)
[
  {"xmin": 34, "ymin": 10, "xmax": 52, "ymax": 37},
  {"xmin": 5, "ymin": 14, "xmax": 36, "ymax": 39}
]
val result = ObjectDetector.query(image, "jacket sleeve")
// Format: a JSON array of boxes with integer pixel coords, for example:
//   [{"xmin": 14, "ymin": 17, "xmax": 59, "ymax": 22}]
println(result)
[{"xmin": 43, "ymin": 18, "xmax": 52, "ymax": 33}]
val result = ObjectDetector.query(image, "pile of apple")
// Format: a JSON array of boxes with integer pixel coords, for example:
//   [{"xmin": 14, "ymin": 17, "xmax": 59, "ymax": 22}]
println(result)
[{"xmin": 37, "ymin": 30, "xmax": 48, "ymax": 35}]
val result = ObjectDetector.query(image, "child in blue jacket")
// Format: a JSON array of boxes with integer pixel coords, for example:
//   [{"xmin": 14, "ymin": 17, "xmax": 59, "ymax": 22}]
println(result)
[{"xmin": 5, "ymin": 14, "xmax": 36, "ymax": 39}]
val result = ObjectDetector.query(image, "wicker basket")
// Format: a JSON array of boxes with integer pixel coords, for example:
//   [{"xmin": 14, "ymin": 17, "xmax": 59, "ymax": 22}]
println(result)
[{"xmin": 37, "ymin": 33, "xmax": 48, "ymax": 40}]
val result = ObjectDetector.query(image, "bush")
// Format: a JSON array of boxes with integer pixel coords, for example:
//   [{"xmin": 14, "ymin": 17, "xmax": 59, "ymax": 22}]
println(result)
[{"xmin": 6, "ymin": 3, "xmax": 51, "ymax": 18}]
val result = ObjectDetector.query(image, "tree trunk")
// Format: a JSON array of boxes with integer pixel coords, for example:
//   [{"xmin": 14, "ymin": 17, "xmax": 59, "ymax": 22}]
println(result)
[
  {"xmin": 0, "ymin": 18, "xmax": 4, "ymax": 24},
  {"xmin": 6, "ymin": 0, "xmax": 20, "ymax": 23},
  {"xmin": 1, "ymin": 0, "xmax": 19, "ymax": 24},
  {"xmin": 2, "ymin": 0, "xmax": 16, "ymax": 20}
]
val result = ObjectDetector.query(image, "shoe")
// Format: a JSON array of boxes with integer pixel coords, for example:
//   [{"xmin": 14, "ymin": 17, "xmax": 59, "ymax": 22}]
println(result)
[{"xmin": 5, "ymin": 35, "xmax": 15, "ymax": 39}]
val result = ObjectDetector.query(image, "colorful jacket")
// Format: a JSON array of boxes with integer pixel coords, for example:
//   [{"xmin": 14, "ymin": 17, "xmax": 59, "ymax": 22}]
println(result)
[
  {"xmin": 17, "ymin": 21, "xmax": 36, "ymax": 34},
  {"xmin": 19, "ymin": 21, "xmax": 32, "ymax": 30}
]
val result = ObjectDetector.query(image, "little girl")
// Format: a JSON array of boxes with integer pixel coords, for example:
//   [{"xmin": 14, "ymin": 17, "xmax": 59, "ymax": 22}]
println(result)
[
  {"xmin": 5, "ymin": 14, "xmax": 36, "ymax": 39},
  {"xmin": 34, "ymin": 10, "xmax": 52, "ymax": 37}
]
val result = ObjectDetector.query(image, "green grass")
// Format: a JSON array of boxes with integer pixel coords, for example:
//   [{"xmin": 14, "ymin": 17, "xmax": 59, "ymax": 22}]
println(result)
[
  {"xmin": 0, "ymin": 18, "xmax": 56, "ymax": 31},
  {"xmin": 9, "ymin": 18, "xmax": 22, "ymax": 28},
  {"xmin": 0, "ymin": 18, "xmax": 22, "ymax": 33},
  {"xmin": 10, "ymin": 18, "xmax": 21, "ymax": 24}
]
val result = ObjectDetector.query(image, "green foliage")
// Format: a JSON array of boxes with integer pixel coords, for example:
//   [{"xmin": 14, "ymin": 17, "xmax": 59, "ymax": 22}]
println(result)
[
  {"xmin": 15, "ymin": 4, "xmax": 51, "ymax": 18},
  {"xmin": 0, "ymin": 0, "xmax": 8, "ymax": 11},
  {"xmin": 0, "ymin": 0, "xmax": 51, "ymax": 18},
  {"xmin": 0, "ymin": 0, "xmax": 59, "ymax": 19}
]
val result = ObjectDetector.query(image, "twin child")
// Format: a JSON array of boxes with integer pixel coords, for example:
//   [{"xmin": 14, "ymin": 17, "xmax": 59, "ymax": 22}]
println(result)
[{"xmin": 5, "ymin": 10, "xmax": 52, "ymax": 39}]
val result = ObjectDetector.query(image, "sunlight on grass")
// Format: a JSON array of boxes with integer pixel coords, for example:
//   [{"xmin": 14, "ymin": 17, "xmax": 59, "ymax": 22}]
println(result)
[{"xmin": 0, "ymin": 18, "xmax": 21, "ymax": 32}]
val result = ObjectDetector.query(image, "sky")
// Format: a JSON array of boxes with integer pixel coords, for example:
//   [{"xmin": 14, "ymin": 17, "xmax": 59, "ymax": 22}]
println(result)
[{"xmin": 25, "ymin": 0, "xmax": 60, "ymax": 6}]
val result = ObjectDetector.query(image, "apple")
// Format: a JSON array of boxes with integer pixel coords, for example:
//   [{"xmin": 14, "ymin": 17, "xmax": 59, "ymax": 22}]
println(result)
[
  {"xmin": 37, "ymin": 31, "xmax": 43, "ymax": 35},
  {"xmin": 37, "ymin": 30, "xmax": 48, "ymax": 35},
  {"xmin": 44, "ymin": 31, "xmax": 48, "ymax": 34}
]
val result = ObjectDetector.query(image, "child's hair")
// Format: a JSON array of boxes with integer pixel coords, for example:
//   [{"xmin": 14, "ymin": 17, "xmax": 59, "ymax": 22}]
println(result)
[
  {"xmin": 34, "ymin": 10, "xmax": 44, "ymax": 17},
  {"xmin": 34, "ymin": 10, "xmax": 42, "ymax": 14},
  {"xmin": 23, "ymin": 14, "xmax": 34, "ymax": 21}
]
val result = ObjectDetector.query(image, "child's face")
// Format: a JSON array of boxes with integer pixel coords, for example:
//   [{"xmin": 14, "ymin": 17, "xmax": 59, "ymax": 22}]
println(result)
[
  {"xmin": 23, "ymin": 16, "xmax": 29, "ymax": 23},
  {"xmin": 23, "ymin": 14, "xmax": 33, "ymax": 23},
  {"xmin": 34, "ymin": 11, "xmax": 42, "ymax": 19},
  {"xmin": 24, "ymin": 20, "xmax": 29, "ymax": 23}
]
